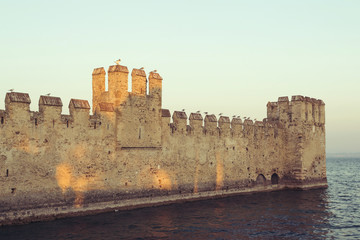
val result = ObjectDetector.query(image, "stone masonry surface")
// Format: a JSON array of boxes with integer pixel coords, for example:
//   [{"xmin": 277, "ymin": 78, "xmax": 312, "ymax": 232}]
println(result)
[{"xmin": 0, "ymin": 64, "xmax": 326, "ymax": 225}]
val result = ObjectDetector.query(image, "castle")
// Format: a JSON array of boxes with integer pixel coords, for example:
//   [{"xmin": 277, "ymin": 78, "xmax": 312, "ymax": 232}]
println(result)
[{"xmin": 0, "ymin": 64, "xmax": 326, "ymax": 225}]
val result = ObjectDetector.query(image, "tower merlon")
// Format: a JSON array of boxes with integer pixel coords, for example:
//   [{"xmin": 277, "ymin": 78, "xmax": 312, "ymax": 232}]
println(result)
[
  {"xmin": 149, "ymin": 71, "xmax": 163, "ymax": 81},
  {"xmin": 5, "ymin": 92, "xmax": 31, "ymax": 120},
  {"xmin": 92, "ymin": 67, "xmax": 106, "ymax": 114},
  {"xmin": 69, "ymin": 99, "xmax": 90, "ymax": 122},
  {"xmin": 189, "ymin": 113, "xmax": 203, "ymax": 121},
  {"xmin": 161, "ymin": 109, "xmax": 171, "ymax": 131},
  {"xmin": 131, "ymin": 68, "xmax": 147, "ymax": 95},
  {"xmin": 219, "ymin": 116, "xmax": 231, "ymax": 136},
  {"xmin": 149, "ymin": 71, "xmax": 163, "ymax": 97},
  {"xmin": 172, "ymin": 111, "xmax": 187, "ymax": 132},
  {"xmin": 218, "ymin": 116, "xmax": 230, "ymax": 128},
  {"xmin": 189, "ymin": 113, "xmax": 203, "ymax": 132},
  {"xmin": 39, "ymin": 95, "xmax": 63, "ymax": 107},
  {"xmin": 161, "ymin": 109, "xmax": 171, "ymax": 118},
  {"xmin": 69, "ymin": 99, "xmax": 90, "ymax": 109},
  {"xmin": 6, "ymin": 92, "xmax": 31, "ymax": 105},
  {"xmin": 277, "ymin": 96, "xmax": 290, "ymax": 123},
  {"xmin": 92, "ymin": 67, "xmax": 106, "ymax": 75},
  {"xmin": 204, "ymin": 114, "xmax": 217, "ymax": 133},
  {"xmin": 107, "ymin": 65, "xmax": 129, "ymax": 107},
  {"xmin": 39, "ymin": 96, "xmax": 63, "ymax": 122},
  {"xmin": 231, "ymin": 117, "xmax": 243, "ymax": 135},
  {"xmin": 108, "ymin": 65, "xmax": 129, "ymax": 73},
  {"xmin": 267, "ymin": 101, "xmax": 279, "ymax": 121}
]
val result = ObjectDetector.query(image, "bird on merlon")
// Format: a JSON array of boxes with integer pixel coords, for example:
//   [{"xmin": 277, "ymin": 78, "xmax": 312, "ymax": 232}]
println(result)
[{"xmin": 114, "ymin": 59, "xmax": 121, "ymax": 65}]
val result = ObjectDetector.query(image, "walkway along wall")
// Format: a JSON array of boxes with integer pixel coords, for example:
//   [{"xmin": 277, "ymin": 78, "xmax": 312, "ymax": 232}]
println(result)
[{"xmin": 0, "ymin": 64, "xmax": 326, "ymax": 225}]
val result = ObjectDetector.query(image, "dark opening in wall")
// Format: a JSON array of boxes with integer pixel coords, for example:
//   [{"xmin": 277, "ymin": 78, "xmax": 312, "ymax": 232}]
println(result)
[
  {"xmin": 66, "ymin": 120, "xmax": 69, "ymax": 128},
  {"xmin": 139, "ymin": 128, "xmax": 141, "ymax": 139},
  {"xmin": 11, "ymin": 188, "xmax": 16, "ymax": 194},
  {"xmin": 35, "ymin": 118, "xmax": 38, "ymax": 126},
  {"xmin": 271, "ymin": 173, "xmax": 279, "ymax": 185},
  {"xmin": 1, "ymin": 117, "xmax": 4, "ymax": 124},
  {"xmin": 6, "ymin": 169, "xmax": 8, "ymax": 177},
  {"xmin": 94, "ymin": 122, "xmax": 96, "ymax": 129},
  {"xmin": 256, "ymin": 174, "xmax": 266, "ymax": 185}
]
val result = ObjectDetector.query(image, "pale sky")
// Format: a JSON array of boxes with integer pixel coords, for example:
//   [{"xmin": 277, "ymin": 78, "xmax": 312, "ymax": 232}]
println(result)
[{"xmin": 0, "ymin": 0, "xmax": 359, "ymax": 153}]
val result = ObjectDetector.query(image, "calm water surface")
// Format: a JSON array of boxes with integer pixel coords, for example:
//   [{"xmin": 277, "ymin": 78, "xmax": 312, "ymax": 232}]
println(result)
[{"xmin": 0, "ymin": 157, "xmax": 359, "ymax": 239}]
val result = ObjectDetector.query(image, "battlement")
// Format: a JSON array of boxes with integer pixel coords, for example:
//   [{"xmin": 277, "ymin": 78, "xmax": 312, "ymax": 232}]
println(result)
[
  {"xmin": 267, "ymin": 95, "xmax": 325, "ymax": 125},
  {"xmin": 160, "ymin": 109, "xmax": 279, "ymax": 138},
  {"xmin": 92, "ymin": 65, "xmax": 162, "ymax": 114}
]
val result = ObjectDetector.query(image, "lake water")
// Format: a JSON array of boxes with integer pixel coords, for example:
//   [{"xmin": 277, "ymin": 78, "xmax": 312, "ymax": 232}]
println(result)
[{"xmin": 0, "ymin": 157, "xmax": 359, "ymax": 239}]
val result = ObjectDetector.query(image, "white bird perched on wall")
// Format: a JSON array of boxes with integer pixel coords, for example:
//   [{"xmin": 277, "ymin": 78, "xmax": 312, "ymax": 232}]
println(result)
[
  {"xmin": 140, "ymin": 67, "xmax": 144, "ymax": 70},
  {"xmin": 114, "ymin": 59, "xmax": 121, "ymax": 65},
  {"xmin": 8, "ymin": 89, "xmax": 14, "ymax": 92}
]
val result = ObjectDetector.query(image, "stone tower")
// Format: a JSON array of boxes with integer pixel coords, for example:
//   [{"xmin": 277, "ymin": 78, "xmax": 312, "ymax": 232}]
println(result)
[{"xmin": 267, "ymin": 96, "xmax": 326, "ymax": 185}]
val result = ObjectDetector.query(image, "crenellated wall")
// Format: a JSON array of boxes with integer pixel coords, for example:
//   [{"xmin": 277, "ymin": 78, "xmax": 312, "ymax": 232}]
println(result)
[{"xmin": 0, "ymin": 64, "xmax": 326, "ymax": 226}]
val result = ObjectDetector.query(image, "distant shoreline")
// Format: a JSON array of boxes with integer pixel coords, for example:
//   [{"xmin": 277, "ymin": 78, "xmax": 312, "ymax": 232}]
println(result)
[{"xmin": 327, "ymin": 153, "xmax": 360, "ymax": 158}]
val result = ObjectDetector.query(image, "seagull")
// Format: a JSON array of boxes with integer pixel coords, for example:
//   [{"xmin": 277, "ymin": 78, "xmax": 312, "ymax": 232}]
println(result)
[
  {"xmin": 8, "ymin": 89, "xmax": 14, "ymax": 92},
  {"xmin": 114, "ymin": 59, "xmax": 121, "ymax": 65},
  {"xmin": 140, "ymin": 67, "xmax": 144, "ymax": 70},
  {"xmin": 46, "ymin": 93, "xmax": 51, "ymax": 96}
]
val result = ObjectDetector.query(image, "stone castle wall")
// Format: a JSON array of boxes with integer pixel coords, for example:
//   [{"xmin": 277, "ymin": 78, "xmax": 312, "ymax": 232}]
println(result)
[{"xmin": 0, "ymin": 64, "xmax": 326, "ymax": 225}]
